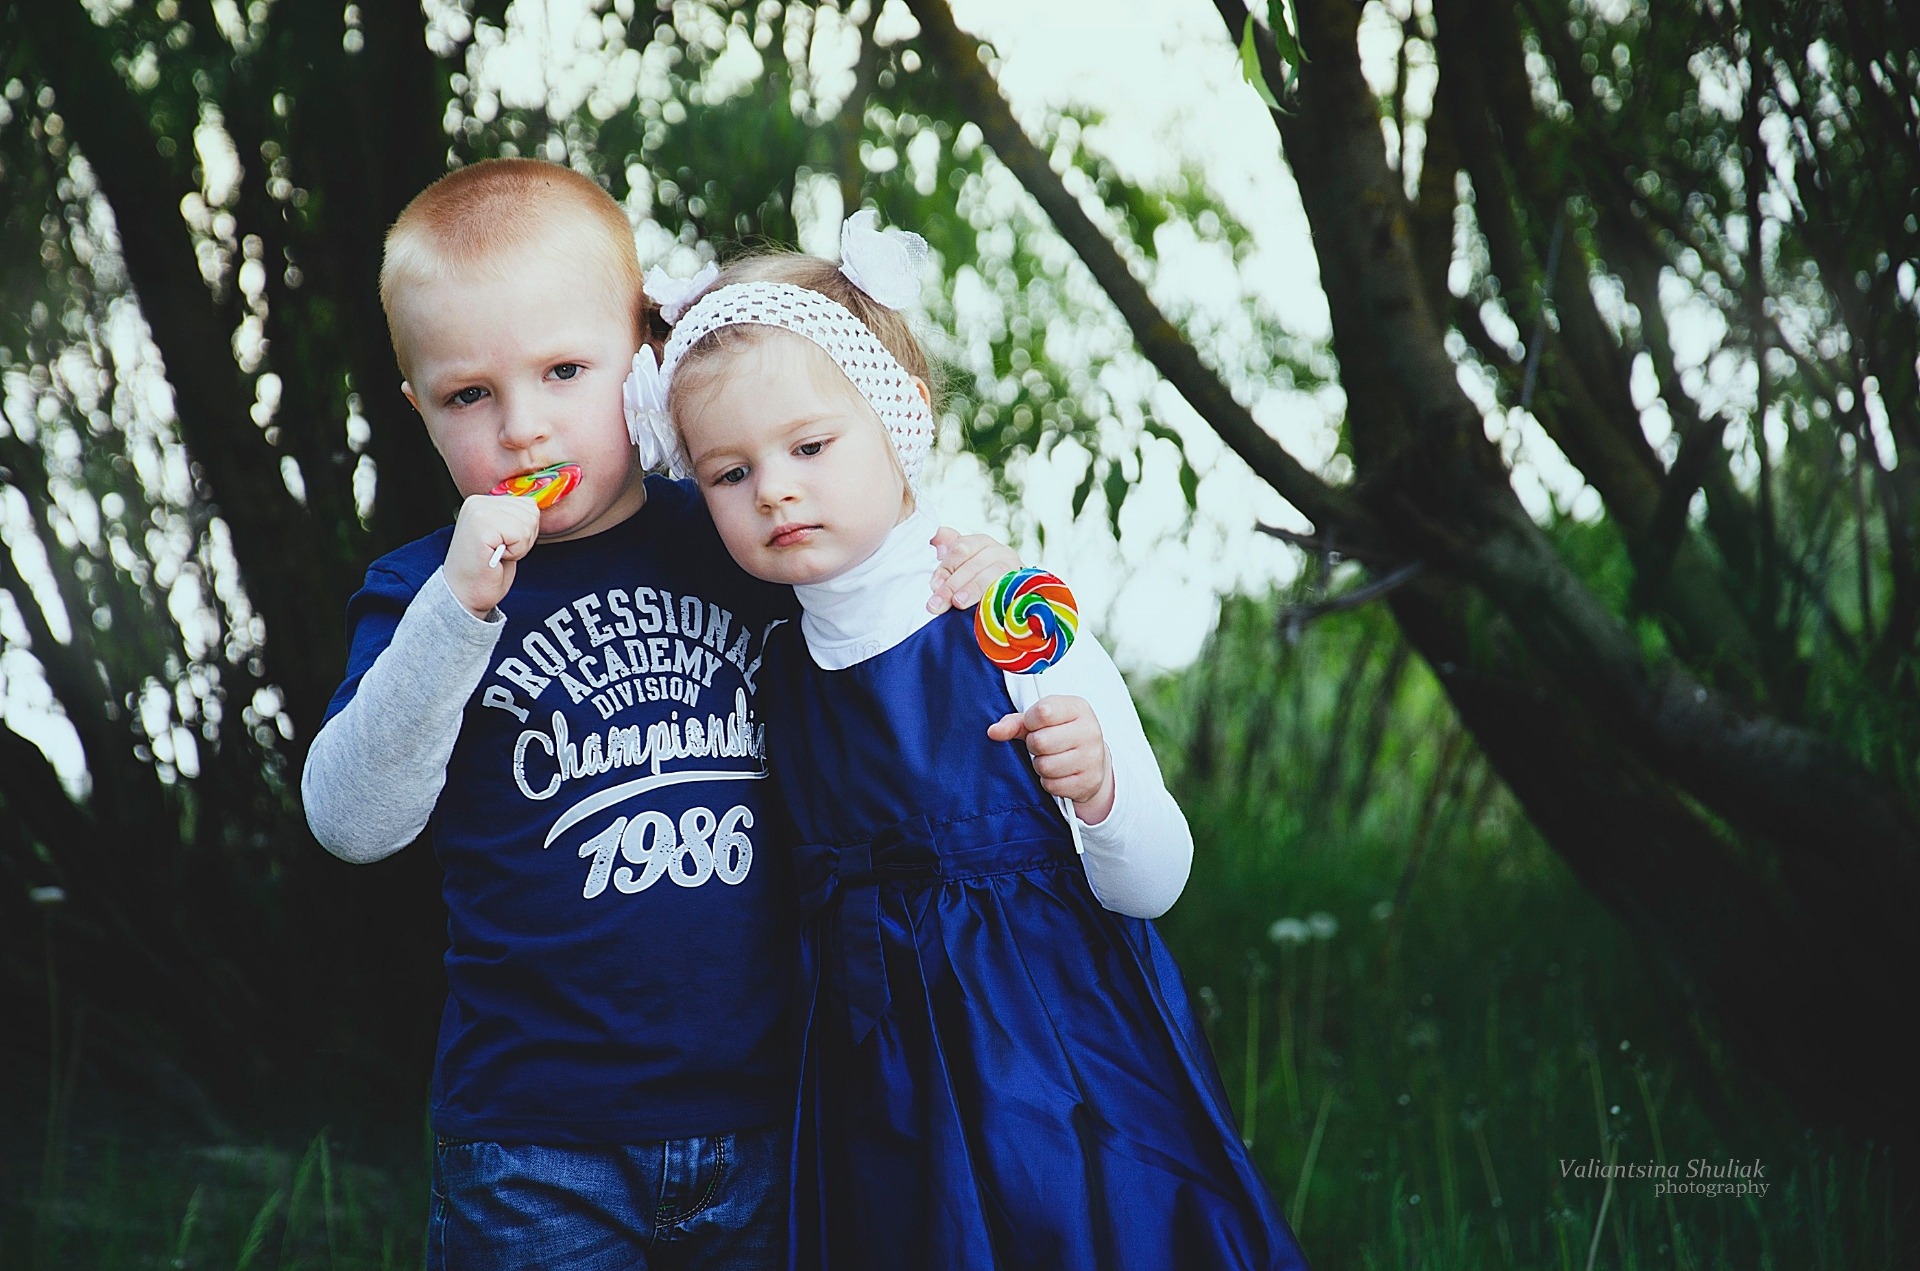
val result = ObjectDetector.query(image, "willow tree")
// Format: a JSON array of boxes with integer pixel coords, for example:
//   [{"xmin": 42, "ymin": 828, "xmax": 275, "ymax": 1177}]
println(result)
[
  {"xmin": 908, "ymin": 0, "xmax": 1920, "ymax": 1139},
  {"xmin": 2, "ymin": 0, "xmax": 1915, "ymax": 1141}
]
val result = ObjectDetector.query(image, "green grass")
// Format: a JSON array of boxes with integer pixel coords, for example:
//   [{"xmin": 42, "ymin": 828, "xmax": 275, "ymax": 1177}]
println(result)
[
  {"xmin": 1146, "ymin": 593, "xmax": 1912, "ymax": 1268},
  {"xmin": 8, "ymin": 588, "xmax": 1912, "ymax": 1268},
  {"xmin": 6, "ymin": 1126, "xmax": 423, "ymax": 1270}
]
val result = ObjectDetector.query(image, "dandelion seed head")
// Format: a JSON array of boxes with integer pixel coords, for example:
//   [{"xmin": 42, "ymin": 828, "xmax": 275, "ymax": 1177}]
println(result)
[{"xmin": 1268, "ymin": 917, "xmax": 1310, "ymax": 945}]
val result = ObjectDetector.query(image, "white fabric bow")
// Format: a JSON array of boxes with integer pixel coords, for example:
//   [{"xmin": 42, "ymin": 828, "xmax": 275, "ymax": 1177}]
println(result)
[
  {"xmin": 644, "ymin": 261, "xmax": 720, "ymax": 326},
  {"xmin": 838, "ymin": 209, "xmax": 929, "ymax": 310},
  {"xmin": 623, "ymin": 348, "xmax": 687, "ymax": 477}
]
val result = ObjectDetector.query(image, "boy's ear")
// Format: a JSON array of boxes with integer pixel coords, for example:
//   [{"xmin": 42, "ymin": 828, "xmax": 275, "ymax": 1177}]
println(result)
[{"xmin": 401, "ymin": 380, "xmax": 420, "ymax": 414}]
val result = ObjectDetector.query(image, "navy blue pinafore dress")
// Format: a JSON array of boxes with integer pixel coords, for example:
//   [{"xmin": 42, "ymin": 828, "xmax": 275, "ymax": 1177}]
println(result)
[{"xmin": 759, "ymin": 610, "xmax": 1309, "ymax": 1271}]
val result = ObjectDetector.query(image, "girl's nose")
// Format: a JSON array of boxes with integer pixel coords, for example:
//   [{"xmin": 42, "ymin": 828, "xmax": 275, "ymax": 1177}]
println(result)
[{"xmin": 755, "ymin": 463, "xmax": 801, "ymax": 510}]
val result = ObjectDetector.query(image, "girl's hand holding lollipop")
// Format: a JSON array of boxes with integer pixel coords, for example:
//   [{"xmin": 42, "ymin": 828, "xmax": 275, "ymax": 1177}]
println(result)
[{"xmin": 979, "ymin": 569, "xmax": 1115, "ymax": 826}]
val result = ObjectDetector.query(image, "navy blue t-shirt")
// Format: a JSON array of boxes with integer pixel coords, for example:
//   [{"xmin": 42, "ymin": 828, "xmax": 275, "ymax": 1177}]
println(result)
[{"xmin": 325, "ymin": 477, "xmax": 800, "ymax": 1144}]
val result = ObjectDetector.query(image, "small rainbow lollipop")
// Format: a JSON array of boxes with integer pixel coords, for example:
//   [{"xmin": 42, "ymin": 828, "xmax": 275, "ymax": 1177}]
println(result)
[
  {"xmin": 974, "ymin": 568, "xmax": 1079, "ymax": 674},
  {"xmin": 491, "ymin": 461, "xmax": 582, "ymax": 509},
  {"xmin": 487, "ymin": 461, "xmax": 581, "ymax": 566}
]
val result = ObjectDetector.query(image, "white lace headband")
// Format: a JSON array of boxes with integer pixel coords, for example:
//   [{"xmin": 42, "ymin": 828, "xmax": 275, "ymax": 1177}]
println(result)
[{"xmin": 625, "ymin": 212, "xmax": 934, "ymax": 485}]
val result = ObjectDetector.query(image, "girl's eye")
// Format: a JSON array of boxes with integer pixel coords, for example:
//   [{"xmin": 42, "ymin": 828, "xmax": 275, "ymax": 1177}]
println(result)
[
  {"xmin": 551, "ymin": 363, "xmax": 582, "ymax": 381},
  {"xmin": 716, "ymin": 466, "xmax": 748, "ymax": 486},
  {"xmin": 796, "ymin": 440, "xmax": 826, "ymax": 457},
  {"xmin": 449, "ymin": 386, "xmax": 488, "ymax": 407}
]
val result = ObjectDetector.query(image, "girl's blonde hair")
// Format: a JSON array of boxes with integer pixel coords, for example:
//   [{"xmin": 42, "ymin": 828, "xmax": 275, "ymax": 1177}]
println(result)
[{"xmin": 664, "ymin": 251, "xmax": 936, "ymax": 424}]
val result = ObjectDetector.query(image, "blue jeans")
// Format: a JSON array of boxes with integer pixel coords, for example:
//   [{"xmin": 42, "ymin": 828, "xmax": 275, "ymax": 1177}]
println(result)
[{"xmin": 427, "ymin": 1123, "xmax": 788, "ymax": 1270}]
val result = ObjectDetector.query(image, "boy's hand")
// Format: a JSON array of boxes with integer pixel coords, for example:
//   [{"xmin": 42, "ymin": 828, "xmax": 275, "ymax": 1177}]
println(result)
[
  {"xmin": 444, "ymin": 493, "xmax": 541, "ymax": 618},
  {"xmin": 928, "ymin": 527, "xmax": 1021, "ymax": 614},
  {"xmin": 987, "ymin": 695, "xmax": 1116, "ymax": 824}
]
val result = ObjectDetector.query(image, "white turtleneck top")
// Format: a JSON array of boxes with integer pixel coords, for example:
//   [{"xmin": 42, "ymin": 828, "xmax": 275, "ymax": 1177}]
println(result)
[{"xmin": 794, "ymin": 511, "xmax": 1193, "ymax": 920}]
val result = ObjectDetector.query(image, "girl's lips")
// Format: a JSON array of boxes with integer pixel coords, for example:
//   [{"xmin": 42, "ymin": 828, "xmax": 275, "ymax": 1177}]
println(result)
[{"xmin": 768, "ymin": 524, "xmax": 819, "ymax": 548}]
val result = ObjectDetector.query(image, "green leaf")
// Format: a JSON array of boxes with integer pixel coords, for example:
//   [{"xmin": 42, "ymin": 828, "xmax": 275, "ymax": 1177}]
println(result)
[
  {"xmin": 1179, "ymin": 458, "xmax": 1200, "ymax": 511},
  {"xmin": 1240, "ymin": 17, "xmax": 1283, "ymax": 112},
  {"xmin": 1103, "ymin": 463, "xmax": 1130, "ymax": 535},
  {"xmin": 171, "ymin": 1185, "xmax": 204, "ymax": 1265},
  {"xmin": 234, "ymin": 1190, "xmax": 286, "ymax": 1271},
  {"xmin": 1071, "ymin": 466, "xmax": 1098, "ymax": 519},
  {"xmin": 1266, "ymin": 0, "xmax": 1309, "ymax": 67}
]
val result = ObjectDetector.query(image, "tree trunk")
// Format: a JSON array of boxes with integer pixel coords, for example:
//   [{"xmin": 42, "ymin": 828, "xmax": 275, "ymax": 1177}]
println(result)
[{"xmin": 911, "ymin": 0, "xmax": 1920, "ymax": 1143}]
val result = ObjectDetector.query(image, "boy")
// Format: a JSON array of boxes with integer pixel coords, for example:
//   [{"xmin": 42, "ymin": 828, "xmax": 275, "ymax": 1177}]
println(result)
[{"xmin": 301, "ymin": 159, "xmax": 1011, "ymax": 1270}]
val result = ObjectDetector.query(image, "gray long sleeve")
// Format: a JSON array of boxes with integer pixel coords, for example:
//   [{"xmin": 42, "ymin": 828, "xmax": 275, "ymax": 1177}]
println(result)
[{"xmin": 301, "ymin": 568, "xmax": 505, "ymax": 863}]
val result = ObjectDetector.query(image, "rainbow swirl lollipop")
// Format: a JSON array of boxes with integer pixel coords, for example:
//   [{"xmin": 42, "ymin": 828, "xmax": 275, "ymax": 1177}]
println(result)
[
  {"xmin": 490, "ymin": 461, "xmax": 581, "ymax": 510},
  {"xmin": 974, "ymin": 568, "xmax": 1079, "ymax": 674}
]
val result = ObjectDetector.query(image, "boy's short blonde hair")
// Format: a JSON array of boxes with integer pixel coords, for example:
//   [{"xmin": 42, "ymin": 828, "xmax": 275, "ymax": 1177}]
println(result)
[{"xmin": 380, "ymin": 158, "xmax": 648, "ymax": 372}]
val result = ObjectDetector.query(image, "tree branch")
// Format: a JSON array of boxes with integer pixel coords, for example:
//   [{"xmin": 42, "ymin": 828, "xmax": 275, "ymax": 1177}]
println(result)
[
  {"xmin": 833, "ymin": 1, "xmax": 888, "ymax": 217},
  {"xmin": 1257, "ymin": 0, "xmax": 1920, "ymax": 859},
  {"xmin": 905, "ymin": 0, "xmax": 1381, "ymax": 551},
  {"xmin": 12, "ymin": 1, "xmax": 365, "ymax": 735},
  {"xmin": 1408, "ymin": 37, "xmax": 1459, "ymax": 329},
  {"xmin": 1276, "ymin": 562, "xmax": 1425, "ymax": 636}
]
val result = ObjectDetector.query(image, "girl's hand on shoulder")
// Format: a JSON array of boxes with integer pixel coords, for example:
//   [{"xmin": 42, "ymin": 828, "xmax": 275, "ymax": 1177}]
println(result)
[
  {"xmin": 927, "ymin": 527, "xmax": 1021, "ymax": 613},
  {"xmin": 987, "ymin": 695, "xmax": 1117, "ymax": 824}
]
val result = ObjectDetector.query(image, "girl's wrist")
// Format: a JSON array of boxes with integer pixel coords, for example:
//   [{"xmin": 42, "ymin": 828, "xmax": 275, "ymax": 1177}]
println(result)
[{"xmin": 1073, "ymin": 749, "xmax": 1117, "ymax": 825}]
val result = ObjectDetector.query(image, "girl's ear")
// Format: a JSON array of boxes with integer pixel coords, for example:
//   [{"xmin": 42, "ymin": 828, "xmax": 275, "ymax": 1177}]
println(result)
[
  {"xmin": 911, "ymin": 376, "xmax": 932, "ymax": 410},
  {"xmin": 401, "ymin": 380, "xmax": 420, "ymax": 413}
]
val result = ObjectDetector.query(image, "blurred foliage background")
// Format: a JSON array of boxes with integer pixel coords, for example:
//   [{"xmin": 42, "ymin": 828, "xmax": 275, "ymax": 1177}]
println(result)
[{"xmin": 1, "ymin": 0, "xmax": 1916, "ymax": 1264}]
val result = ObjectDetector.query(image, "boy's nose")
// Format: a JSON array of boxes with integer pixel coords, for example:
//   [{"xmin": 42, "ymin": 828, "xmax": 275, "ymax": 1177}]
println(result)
[{"xmin": 499, "ymin": 396, "xmax": 552, "ymax": 451}]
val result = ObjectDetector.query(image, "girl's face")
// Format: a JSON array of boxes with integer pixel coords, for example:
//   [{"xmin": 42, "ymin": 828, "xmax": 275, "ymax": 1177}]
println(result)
[{"xmin": 678, "ymin": 331, "xmax": 913, "ymax": 586}]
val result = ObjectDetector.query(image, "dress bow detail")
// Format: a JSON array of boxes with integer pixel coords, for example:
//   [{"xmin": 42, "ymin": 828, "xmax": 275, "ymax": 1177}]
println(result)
[{"xmin": 794, "ymin": 814, "xmax": 941, "ymax": 1045}]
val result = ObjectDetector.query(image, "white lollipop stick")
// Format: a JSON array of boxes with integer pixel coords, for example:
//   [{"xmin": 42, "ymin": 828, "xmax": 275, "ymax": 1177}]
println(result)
[
  {"xmin": 488, "ymin": 543, "xmax": 506, "ymax": 569},
  {"xmin": 1043, "ymin": 662, "xmax": 1088, "ymax": 856}
]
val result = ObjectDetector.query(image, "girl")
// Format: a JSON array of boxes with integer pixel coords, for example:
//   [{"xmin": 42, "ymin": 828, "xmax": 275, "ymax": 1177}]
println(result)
[{"xmin": 634, "ymin": 214, "xmax": 1309, "ymax": 1271}]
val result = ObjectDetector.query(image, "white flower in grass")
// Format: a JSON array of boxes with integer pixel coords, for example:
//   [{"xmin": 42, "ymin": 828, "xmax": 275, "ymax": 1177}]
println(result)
[
  {"xmin": 29, "ymin": 886, "xmax": 67, "ymax": 907},
  {"xmin": 1307, "ymin": 911, "xmax": 1338, "ymax": 941},
  {"xmin": 1267, "ymin": 917, "xmax": 1309, "ymax": 946}
]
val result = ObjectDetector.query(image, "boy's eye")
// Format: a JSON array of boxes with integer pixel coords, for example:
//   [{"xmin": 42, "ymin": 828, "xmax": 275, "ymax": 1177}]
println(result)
[
  {"xmin": 715, "ymin": 466, "xmax": 748, "ymax": 486},
  {"xmin": 551, "ymin": 363, "xmax": 582, "ymax": 381},
  {"xmin": 796, "ymin": 440, "xmax": 827, "ymax": 457},
  {"xmin": 449, "ymin": 386, "xmax": 488, "ymax": 407}
]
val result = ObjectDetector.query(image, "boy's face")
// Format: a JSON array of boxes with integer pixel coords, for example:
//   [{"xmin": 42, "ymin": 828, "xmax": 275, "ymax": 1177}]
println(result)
[
  {"xmin": 678, "ymin": 332, "xmax": 911, "ymax": 587},
  {"xmin": 392, "ymin": 241, "xmax": 643, "ymax": 543}
]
